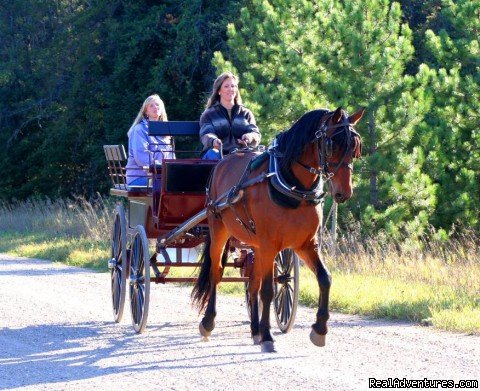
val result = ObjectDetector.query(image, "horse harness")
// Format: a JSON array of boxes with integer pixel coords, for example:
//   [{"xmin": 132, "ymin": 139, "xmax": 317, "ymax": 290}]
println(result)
[{"xmin": 206, "ymin": 115, "xmax": 357, "ymax": 235}]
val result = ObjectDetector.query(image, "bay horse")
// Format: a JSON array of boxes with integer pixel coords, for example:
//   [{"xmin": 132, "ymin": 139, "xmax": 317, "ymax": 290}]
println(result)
[{"xmin": 192, "ymin": 107, "xmax": 364, "ymax": 352}]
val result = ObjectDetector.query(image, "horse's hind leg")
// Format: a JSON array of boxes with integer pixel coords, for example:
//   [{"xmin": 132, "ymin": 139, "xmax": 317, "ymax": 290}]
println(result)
[
  {"xmin": 199, "ymin": 220, "xmax": 229, "ymax": 338},
  {"xmin": 250, "ymin": 249, "xmax": 276, "ymax": 352},
  {"xmin": 296, "ymin": 240, "xmax": 331, "ymax": 347}
]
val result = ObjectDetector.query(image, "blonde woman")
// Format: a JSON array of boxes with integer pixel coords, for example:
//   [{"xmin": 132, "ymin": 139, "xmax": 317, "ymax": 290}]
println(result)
[
  {"xmin": 126, "ymin": 94, "xmax": 175, "ymax": 186},
  {"xmin": 200, "ymin": 72, "xmax": 260, "ymax": 159}
]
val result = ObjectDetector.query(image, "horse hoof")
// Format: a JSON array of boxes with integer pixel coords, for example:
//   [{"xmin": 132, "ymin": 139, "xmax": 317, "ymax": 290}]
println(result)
[
  {"xmin": 199, "ymin": 322, "xmax": 211, "ymax": 338},
  {"xmin": 310, "ymin": 328, "xmax": 326, "ymax": 347},
  {"xmin": 261, "ymin": 341, "xmax": 276, "ymax": 353},
  {"xmin": 252, "ymin": 335, "xmax": 262, "ymax": 345}
]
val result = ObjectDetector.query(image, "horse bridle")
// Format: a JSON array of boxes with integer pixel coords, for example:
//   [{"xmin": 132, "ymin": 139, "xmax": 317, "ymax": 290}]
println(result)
[{"xmin": 297, "ymin": 114, "xmax": 357, "ymax": 180}]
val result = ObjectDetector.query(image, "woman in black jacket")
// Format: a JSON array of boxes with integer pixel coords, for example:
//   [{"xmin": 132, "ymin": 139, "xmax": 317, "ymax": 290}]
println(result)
[{"xmin": 200, "ymin": 72, "xmax": 260, "ymax": 159}]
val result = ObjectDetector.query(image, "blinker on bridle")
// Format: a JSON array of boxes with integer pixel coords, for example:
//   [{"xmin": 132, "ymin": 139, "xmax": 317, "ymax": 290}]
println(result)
[{"xmin": 304, "ymin": 115, "xmax": 356, "ymax": 178}]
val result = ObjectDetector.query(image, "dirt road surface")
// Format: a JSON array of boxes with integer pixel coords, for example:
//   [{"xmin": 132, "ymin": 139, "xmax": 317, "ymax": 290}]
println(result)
[{"xmin": 0, "ymin": 254, "xmax": 479, "ymax": 390}]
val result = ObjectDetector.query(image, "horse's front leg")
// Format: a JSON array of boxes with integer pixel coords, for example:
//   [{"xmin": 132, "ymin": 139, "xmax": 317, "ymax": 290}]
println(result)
[
  {"xmin": 259, "ymin": 269, "xmax": 275, "ymax": 352},
  {"xmin": 297, "ymin": 240, "xmax": 331, "ymax": 347}
]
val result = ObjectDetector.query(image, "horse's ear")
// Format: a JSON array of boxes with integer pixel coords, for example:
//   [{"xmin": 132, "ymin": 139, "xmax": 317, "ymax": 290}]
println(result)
[
  {"xmin": 348, "ymin": 107, "xmax": 365, "ymax": 125},
  {"xmin": 332, "ymin": 107, "xmax": 343, "ymax": 124}
]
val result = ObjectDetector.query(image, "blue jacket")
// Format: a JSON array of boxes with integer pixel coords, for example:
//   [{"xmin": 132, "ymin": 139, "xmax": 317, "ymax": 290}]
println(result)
[{"xmin": 126, "ymin": 119, "xmax": 175, "ymax": 185}]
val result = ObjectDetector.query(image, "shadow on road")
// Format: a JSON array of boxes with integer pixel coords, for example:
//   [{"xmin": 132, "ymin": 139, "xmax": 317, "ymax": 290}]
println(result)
[{"xmin": 0, "ymin": 320, "xmax": 302, "ymax": 389}]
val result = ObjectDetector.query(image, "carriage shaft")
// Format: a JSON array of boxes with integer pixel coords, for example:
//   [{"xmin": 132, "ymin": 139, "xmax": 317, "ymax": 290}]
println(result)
[
  {"xmin": 159, "ymin": 200, "xmax": 230, "ymax": 246},
  {"xmin": 152, "ymin": 276, "xmax": 249, "ymax": 284}
]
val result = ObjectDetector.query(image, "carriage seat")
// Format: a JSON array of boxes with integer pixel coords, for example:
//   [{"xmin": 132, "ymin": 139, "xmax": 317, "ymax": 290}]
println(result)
[{"xmin": 103, "ymin": 144, "xmax": 150, "ymax": 197}]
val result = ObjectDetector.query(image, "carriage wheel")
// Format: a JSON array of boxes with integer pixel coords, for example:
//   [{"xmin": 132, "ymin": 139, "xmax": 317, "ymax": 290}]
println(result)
[
  {"xmin": 129, "ymin": 225, "xmax": 150, "ymax": 333},
  {"xmin": 109, "ymin": 204, "xmax": 127, "ymax": 323},
  {"xmin": 273, "ymin": 249, "xmax": 299, "ymax": 333}
]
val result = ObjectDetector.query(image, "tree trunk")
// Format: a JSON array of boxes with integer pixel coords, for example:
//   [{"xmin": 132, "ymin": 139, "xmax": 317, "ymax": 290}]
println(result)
[{"xmin": 368, "ymin": 110, "xmax": 379, "ymax": 208}]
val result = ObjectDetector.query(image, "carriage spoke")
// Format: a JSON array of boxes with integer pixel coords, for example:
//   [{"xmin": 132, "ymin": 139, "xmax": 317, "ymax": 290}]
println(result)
[
  {"xmin": 128, "ymin": 226, "xmax": 150, "ymax": 333},
  {"xmin": 277, "ymin": 251, "xmax": 284, "ymax": 269},
  {"xmin": 114, "ymin": 226, "xmax": 121, "ymax": 258},
  {"xmin": 112, "ymin": 220, "xmax": 118, "ymax": 257},
  {"xmin": 281, "ymin": 292, "xmax": 288, "ymax": 325},
  {"xmin": 284, "ymin": 284, "xmax": 292, "ymax": 323},
  {"xmin": 111, "ymin": 272, "xmax": 117, "ymax": 308},
  {"xmin": 286, "ymin": 283, "xmax": 293, "ymax": 307},
  {"xmin": 134, "ymin": 288, "xmax": 140, "ymax": 323},
  {"xmin": 131, "ymin": 286, "xmax": 136, "ymax": 322},
  {"xmin": 130, "ymin": 258, "xmax": 136, "ymax": 277},
  {"xmin": 138, "ymin": 286, "xmax": 144, "ymax": 316},
  {"xmin": 283, "ymin": 289, "xmax": 290, "ymax": 325},
  {"xmin": 278, "ymin": 286, "xmax": 286, "ymax": 324},
  {"xmin": 274, "ymin": 286, "xmax": 282, "ymax": 302},
  {"xmin": 286, "ymin": 250, "xmax": 295, "ymax": 275},
  {"xmin": 136, "ymin": 287, "xmax": 144, "ymax": 323},
  {"xmin": 113, "ymin": 270, "xmax": 121, "ymax": 309},
  {"xmin": 110, "ymin": 205, "xmax": 127, "ymax": 323}
]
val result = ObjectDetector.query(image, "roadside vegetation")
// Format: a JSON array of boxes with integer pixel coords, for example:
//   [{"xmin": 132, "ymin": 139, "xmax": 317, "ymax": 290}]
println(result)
[{"xmin": 0, "ymin": 197, "xmax": 478, "ymax": 335}]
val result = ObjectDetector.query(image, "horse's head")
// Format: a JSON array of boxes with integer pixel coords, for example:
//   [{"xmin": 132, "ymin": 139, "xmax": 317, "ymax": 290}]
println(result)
[
  {"xmin": 318, "ymin": 107, "xmax": 364, "ymax": 203},
  {"xmin": 275, "ymin": 107, "xmax": 364, "ymax": 204}
]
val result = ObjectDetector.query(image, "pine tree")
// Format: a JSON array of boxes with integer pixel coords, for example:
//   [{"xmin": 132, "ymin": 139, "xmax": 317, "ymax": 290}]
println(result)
[
  {"xmin": 213, "ymin": 0, "xmax": 437, "ymax": 238},
  {"xmin": 414, "ymin": 0, "xmax": 480, "ymax": 232}
]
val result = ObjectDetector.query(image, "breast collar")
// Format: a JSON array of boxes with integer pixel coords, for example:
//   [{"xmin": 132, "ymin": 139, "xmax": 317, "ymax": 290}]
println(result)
[{"xmin": 267, "ymin": 138, "xmax": 325, "ymax": 203}]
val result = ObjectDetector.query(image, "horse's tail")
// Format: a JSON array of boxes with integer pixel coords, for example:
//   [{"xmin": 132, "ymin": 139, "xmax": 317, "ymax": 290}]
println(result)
[{"xmin": 191, "ymin": 233, "xmax": 228, "ymax": 312}]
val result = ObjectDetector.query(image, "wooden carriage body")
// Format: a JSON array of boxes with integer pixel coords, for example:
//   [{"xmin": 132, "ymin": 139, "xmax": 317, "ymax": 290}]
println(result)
[{"xmin": 104, "ymin": 121, "xmax": 216, "ymax": 248}]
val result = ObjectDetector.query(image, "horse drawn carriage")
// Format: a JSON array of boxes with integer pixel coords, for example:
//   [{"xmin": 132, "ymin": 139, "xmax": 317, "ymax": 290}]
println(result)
[
  {"xmin": 104, "ymin": 107, "xmax": 364, "ymax": 352},
  {"xmin": 104, "ymin": 121, "xmax": 299, "ymax": 335}
]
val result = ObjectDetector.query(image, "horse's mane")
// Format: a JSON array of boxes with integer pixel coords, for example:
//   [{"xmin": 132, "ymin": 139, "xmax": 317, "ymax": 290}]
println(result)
[{"xmin": 276, "ymin": 109, "xmax": 362, "ymax": 170}]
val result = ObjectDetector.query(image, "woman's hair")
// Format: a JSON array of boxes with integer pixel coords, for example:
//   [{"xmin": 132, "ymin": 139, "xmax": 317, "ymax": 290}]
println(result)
[
  {"xmin": 205, "ymin": 71, "xmax": 243, "ymax": 108},
  {"xmin": 127, "ymin": 94, "xmax": 167, "ymax": 136}
]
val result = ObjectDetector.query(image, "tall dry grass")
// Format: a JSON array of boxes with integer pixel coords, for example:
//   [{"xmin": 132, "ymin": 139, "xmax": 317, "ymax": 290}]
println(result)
[
  {"xmin": 324, "ymin": 229, "xmax": 480, "ymax": 299},
  {"xmin": 0, "ymin": 195, "xmax": 113, "ymax": 241}
]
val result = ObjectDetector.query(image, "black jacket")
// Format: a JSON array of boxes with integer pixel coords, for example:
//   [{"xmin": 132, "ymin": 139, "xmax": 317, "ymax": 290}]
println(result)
[{"xmin": 199, "ymin": 103, "xmax": 260, "ymax": 153}]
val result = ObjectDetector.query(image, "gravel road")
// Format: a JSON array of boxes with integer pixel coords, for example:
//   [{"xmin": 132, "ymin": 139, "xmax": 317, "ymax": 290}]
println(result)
[{"xmin": 0, "ymin": 254, "xmax": 479, "ymax": 390}]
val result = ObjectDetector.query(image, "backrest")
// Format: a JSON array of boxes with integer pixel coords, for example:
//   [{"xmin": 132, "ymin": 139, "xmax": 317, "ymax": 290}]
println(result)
[
  {"xmin": 104, "ymin": 144, "xmax": 127, "ymax": 190},
  {"xmin": 148, "ymin": 121, "xmax": 200, "ymax": 136}
]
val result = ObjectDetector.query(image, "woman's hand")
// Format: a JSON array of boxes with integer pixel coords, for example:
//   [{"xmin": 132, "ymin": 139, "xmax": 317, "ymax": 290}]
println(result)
[
  {"xmin": 212, "ymin": 139, "xmax": 222, "ymax": 150},
  {"xmin": 237, "ymin": 133, "xmax": 253, "ymax": 146}
]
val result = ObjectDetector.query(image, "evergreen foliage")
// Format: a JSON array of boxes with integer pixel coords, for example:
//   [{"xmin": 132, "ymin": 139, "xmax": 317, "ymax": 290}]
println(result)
[
  {"xmin": 414, "ymin": 0, "xmax": 480, "ymax": 232},
  {"xmin": 0, "ymin": 0, "xmax": 240, "ymax": 198},
  {"xmin": 213, "ymin": 0, "xmax": 439, "ymax": 237},
  {"xmin": 0, "ymin": 0, "xmax": 478, "ymax": 238}
]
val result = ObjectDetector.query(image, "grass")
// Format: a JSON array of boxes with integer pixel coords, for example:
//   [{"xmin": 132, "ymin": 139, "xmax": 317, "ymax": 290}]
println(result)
[
  {"xmin": 0, "ymin": 197, "xmax": 111, "ymax": 270},
  {"xmin": 0, "ymin": 196, "xmax": 478, "ymax": 335},
  {"xmin": 0, "ymin": 231, "xmax": 109, "ymax": 270}
]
